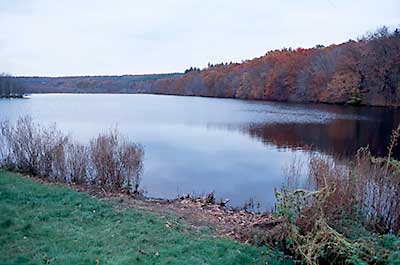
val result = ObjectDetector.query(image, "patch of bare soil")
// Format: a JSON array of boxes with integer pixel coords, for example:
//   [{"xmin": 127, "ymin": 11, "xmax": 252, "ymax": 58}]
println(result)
[{"xmin": 120, "ymin": 197, "xmax": 283, "ymax": 242}]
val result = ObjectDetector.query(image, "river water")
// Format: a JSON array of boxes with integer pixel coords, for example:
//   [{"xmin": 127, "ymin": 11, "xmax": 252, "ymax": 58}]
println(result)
[{"xmin": 1, "ymin": 94, "xmax": 398, "ymax": 209}]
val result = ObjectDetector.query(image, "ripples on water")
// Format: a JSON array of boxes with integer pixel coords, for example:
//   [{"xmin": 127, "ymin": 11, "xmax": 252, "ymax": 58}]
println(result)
[{"xmin": 0, "ymin": 94, "xmax": 398, "ymax": 209}]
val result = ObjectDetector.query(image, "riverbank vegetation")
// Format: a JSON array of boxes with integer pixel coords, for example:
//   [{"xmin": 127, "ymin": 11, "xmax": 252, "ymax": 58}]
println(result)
[
  {"xmin": 273, "ymin": 126, "xmax": 400, "ymax": 264},
  {"xmin": 0, "ymin": 116, "xmax": 144, "ymax": 194},
  {"xmin": 0, "ymin": 74, "xmax": 26, "ymax": 98}
]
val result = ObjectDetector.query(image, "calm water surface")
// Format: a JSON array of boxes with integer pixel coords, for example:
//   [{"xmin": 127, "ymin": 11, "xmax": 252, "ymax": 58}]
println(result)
[{"xmin": 1, "ymin": 94, "xmax": 399, "ymax": 209}]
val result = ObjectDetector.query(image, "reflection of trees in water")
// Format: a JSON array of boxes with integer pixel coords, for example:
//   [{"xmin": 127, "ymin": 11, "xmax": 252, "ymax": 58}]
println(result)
[
  {"xmin": 242, "ymin": 112, "xmax": 400, "ymax": 159},
  {"xmin": 206, "ymin": 103, "xmax": 400, "ymax": 159}
]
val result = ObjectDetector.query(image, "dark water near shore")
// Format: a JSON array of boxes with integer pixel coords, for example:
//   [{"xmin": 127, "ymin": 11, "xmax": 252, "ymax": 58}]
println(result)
[{"xmin": 1, "ymin": 94, "xmax": 399, "ymax": 209}]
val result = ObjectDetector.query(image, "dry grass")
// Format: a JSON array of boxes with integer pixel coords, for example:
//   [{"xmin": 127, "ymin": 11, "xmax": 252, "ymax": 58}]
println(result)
[{"xmin": 274, "ymin": 125, "xmax": 400, "ymax": 264}]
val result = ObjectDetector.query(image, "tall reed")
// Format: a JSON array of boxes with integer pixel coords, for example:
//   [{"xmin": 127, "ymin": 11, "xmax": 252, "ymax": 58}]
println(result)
[{"xmin": 274, "ymin": 125, "xmax": 400, "ymax": 264}]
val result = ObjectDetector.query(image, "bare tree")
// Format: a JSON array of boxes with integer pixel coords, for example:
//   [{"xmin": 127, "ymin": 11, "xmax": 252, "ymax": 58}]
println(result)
[{"xmin": 0, "ymin": 74, "xmax": 26, "ymax": 98}]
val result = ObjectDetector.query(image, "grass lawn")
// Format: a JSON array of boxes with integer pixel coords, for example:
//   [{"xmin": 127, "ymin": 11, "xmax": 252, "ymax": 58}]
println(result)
[{"xmin": 0, "ymin": 171, "xmax": 292, "ymax": 265}]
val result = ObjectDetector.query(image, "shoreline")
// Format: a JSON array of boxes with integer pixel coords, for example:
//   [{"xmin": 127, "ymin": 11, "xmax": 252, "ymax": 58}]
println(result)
[
  {"xmin": 17, "ymin": 171, "xmax": 281, "ymax": 245},
  {"xmin": 0, "ymin": 170, "xmax": 290, "ymax": 264},
  {"xmin": 17, "ymin": 91, "xmax": 400, "ymax": 108}
]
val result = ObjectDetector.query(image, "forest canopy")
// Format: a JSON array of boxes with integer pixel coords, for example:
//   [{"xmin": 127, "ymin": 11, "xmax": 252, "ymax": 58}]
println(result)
[{"xmin": 130, "ymin": 27, "xmax": 399, "ymax": 107}]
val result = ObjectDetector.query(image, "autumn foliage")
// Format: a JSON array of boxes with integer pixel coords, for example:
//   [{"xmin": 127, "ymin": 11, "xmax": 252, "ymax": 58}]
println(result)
[
  {"xmin": 17, "ymin": 27, "xmax": 400, "ymax": 107},
  {"xmin": 132, "ymin": 27, "xmax": 400, "ymax": 107}
]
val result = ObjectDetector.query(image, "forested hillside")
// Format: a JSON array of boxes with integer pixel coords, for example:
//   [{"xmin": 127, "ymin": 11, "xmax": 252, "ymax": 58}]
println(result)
[
  {"xmin": 18, "ymin": 27, "xmax": 400, "ymax": 106},
  {"xmin": 17, "ymin": 73, "xmax": 181, "ymax": 94},
  {"xmin": 132, "ymin": 27, "xmax": 400, "ymax": 107}
]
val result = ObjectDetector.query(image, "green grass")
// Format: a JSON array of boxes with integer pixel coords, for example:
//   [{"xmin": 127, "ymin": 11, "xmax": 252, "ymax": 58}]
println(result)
[{"xmin": 0, "ymin": 171, "xmax": 292, "ymax": 265}]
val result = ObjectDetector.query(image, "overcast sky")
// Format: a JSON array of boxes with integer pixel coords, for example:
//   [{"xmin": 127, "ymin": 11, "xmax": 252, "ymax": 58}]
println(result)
[{"xmin": 0, "ymin": 0, "xmax": 398, "ymax": 76}]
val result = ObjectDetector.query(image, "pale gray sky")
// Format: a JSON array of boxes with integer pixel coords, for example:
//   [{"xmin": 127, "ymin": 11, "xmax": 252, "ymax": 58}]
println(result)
[{"xmin": 0, "ymin": 0, "xmax": 399, "ymax": 76}]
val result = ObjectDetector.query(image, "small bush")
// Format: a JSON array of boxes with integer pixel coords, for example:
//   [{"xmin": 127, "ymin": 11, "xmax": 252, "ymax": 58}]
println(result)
[
  {"xmin": 89, "ymin": 130, "xmax": 144, "ymax": 192},
  {"xmin": 0, "ymin": 116, "xmax": 144, "ymax": 194}
]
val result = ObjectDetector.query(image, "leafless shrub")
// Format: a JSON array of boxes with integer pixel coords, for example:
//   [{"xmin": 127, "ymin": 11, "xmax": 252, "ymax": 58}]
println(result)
[
  {"xmin": 89, "ymin": 131, "xmax": 119, "ymax": 188},
  {"xmin": 0, "ymin": 117, "xmax": 70, "ymax": 180},
  {"xmin": 0, "ymin": 116, "xmax": 144, "ymax": 194},
  {"xmin": 0, "ymin": 120, "xmax": 13, "ymax": 168},
  {"xmin": 89, "ymin": 130, "xmax": 144, "ymax": 193},
  {"xmin": 118, "ymin": 141, "xmax": 144, "ymax": 193},
  {"xmin": 37, "ymin": 124, "xmax": 69, "ymax": 181},
  {"xmin": 7, "ymin": 116, "xmax": 43, "ymax": 175},
  {"xmin": 50, "ymin": 133, "xmax": 69, "ymax": 182},
  {"xmin": 66, "ymin": 143, "xmax": 88, "ymax": 184}
]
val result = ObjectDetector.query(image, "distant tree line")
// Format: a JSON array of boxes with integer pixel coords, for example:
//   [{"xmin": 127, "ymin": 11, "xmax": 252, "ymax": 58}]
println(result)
[
  {"xmin": 0, "ymin": 74, "xmax": 25, "ymax": 98},
  {"xmin": 15, "ymin": 26, "xmax": 400, "ymax": 107},
  {"xmin": 129, "ymin": 26, "xmax": 400, "ymax": 107},
  {"xmin": 16, "ymin": 73, "xmax": 181, "ymax": 94},
  {"xmin": 184, "ymin": 67, "xmax": 201, "ymax": 74}
]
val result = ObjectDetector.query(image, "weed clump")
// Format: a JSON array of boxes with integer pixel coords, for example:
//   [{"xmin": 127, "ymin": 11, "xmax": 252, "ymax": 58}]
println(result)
[{"xmin": 274, "ymin": 125, "xmax": 400, "ymax": 264}]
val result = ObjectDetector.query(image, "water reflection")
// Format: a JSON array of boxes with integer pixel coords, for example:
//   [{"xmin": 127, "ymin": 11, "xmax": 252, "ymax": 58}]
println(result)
[
  {"xmin": 0, "ymin": 94, "xmax": 398, "ymax": 209},
  {"xmin": 243, "ymin": 115, "xmax": 400, "ymax": 159}
]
